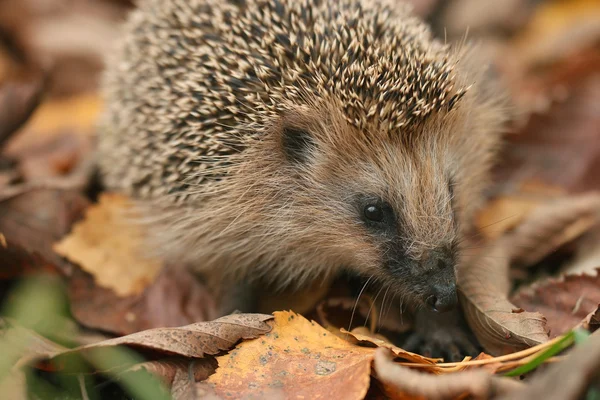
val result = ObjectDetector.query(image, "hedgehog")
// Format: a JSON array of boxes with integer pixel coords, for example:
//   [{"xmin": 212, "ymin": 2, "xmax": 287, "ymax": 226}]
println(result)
[{"xmin": 97, "ymin": 0, "xmax": 508, "ymax": 317}]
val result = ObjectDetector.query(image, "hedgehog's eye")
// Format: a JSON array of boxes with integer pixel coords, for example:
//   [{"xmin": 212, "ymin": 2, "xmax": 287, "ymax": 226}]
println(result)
[{"xmin": 363, "ymin": 204, "xmax": 384, "ymax": 222}]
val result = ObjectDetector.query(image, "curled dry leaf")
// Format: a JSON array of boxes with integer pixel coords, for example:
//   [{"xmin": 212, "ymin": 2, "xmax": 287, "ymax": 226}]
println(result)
[
  {"xmin": 506, "ymin": 193, "xmax": 600, "ymax": 267},
  {"xmin": 341, "ymin": 328, "xmax": 439, "ymax": 366},
  {"xmin": 459, "ymin": 240, "xmax": 549, "ymax": 355},
  {"xmin": 54, "ymin": 193, "xmax": 163, "ymax": 297},
  {"xmin": 581, "ymin": 305, "xmax": 600, "ymax": 333},
  {"xmin": 511, "ymin": 268, "xmax": 600, "ymax": 337},
  {"xmin": 204, "ymin": 311, "xmax": 373, "ymax": 400},
  {"xmin": 461, "ymin": 192, "xmax": 600, "ymax": 354},
  {"xmin": 128, "ymin": 357, "xmax": 218, "ymax": 399},
  {"xmin": 497, "ymin": 331, "xmax": 600, "ymax": 400},
  {"xmin": 46, "ymin": 313, "xmax": 273, "ymax": 367},
  {"xmin": 373, "ymin": 348, "xmax": 523, "ymax": 400}
]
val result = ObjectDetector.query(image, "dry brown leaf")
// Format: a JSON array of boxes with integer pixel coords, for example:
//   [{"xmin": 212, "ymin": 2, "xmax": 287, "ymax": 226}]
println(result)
[
  {"xmin": 44, "ymin": 313, "xmax": 273, "ymax": 370},
  {"xmin": 497, "ymin": 330, "xmax": 600, "ymax": 400},
  {"xmin": 67, "ymin": 264, "xmax": 219, "ymax": 335},
  {"xmin": 204, "ymin": 311, "xmax": 373, "ymax": 400},
  {"xmin": 459, "ymin": 241, "xmax": 549, "ymax": 355},
  {"xmin": 511, "ymin": 268, "xmax": 600, "ymax": 337},
  {"xmin": 461, "ymin": 193, "xmax": 600, "ymax": 354},
  {"xmin": 373, "ymin": 348, "xmax": 523, "ymax": 400},
  {"xmin": 54, "ymin": 193, "xmax": 163, "ymax": 297},
  {"xmin": 128, "ymin": 357, "xmax": 217, "ymax": 399},
  {"xmin": 561, "ymin": 225, "xmax": 600, "ymax": 276},
  {"xmin": 341, "ymin": 329, "xmax": 439, "ymax": 365},
  {"xmin": 504, "ymin": 193, "xmax": 600, "ymax": 267},
  {"xmin": 491, "ymin": 52, "xmax": 600, "ymax": 197},
  {"xmin": 581, "ymin": 305, "xmax": 600, "ymax": 333},
  {"xmin": 0, "ymin": 188, "xmax": 89, "ymax": 270}
]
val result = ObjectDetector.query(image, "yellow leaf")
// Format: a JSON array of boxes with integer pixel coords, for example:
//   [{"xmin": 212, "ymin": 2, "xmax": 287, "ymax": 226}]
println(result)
[
  {"xmin": 205, "ymin": 311, "xmax": 374, "ymax": 400},
  {"xmin": 53, "ymin": 193, "xmax": 162, "ymax": 296}
]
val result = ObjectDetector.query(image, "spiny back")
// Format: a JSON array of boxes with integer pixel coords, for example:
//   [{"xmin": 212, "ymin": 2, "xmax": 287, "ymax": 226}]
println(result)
[{"xmin": 98, "ymin": 0, "xmax": 466, "ymax": 201}]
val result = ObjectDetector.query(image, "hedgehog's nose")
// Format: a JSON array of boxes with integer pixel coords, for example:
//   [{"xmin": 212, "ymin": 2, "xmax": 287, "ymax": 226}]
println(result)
[{"xmin": 426, "ymin": 282, "xmax": 457, "ymax": 312}]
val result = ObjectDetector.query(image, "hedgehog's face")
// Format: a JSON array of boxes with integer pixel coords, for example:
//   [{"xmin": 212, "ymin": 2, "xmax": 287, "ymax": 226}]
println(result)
[{"xmin": 271, "ymin": 109, "xmax": 462, "ymax": 312}]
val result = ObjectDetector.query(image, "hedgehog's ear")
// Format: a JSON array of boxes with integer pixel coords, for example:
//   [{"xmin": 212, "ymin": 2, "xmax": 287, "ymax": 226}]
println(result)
[{"xmin": 281, "ymin": 125, "xmax": 315, "ymax": 164}]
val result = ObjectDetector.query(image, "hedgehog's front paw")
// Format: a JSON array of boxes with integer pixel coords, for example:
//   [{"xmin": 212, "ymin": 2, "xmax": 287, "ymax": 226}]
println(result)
[{"xmin": 402, "ymin": 308, "xmax": 480, "ymax": 362}]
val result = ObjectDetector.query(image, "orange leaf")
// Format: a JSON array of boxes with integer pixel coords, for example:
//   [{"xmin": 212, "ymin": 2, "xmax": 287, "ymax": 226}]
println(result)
[{"xmin": 204, "ymin": 311, "xmax": 374, "ymax": 400}]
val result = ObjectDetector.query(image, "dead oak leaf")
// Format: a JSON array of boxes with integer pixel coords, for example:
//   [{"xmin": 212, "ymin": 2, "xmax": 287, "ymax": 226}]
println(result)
[
  {"xmin": 127, "ymin": 357, "xmax": 218, "ymax": 399},
  {"xmin": 511, "ymin": 268, "xmax": 600, "ymax": 337},
  {"xmin": 459, "ymin": 193, "xmax": 600, "ymax": 354},
  {"xmin": 67, "ymin": 264, "xmax": 219, "ymax": 336},
  {"xmin": 204, "ymin": 311, "xmax": 373, "ymax": 400},
  {"xmin": 341, "ymin": 328, "xmax": 440, "ymax": 366},
  {"xmin": 373, "ymin": 348, "xmax": 524, "ymax": 400},
  {"xmin": 47, "ymin": 313, "xmax": 273, "ymax": 367},
  {"xmin": 459, "ymin": 242, "xmax": 549, "ymax": 355},
  {"xmin": 54, "ymin": 193, "xmax": 163, "ymax": 296}
]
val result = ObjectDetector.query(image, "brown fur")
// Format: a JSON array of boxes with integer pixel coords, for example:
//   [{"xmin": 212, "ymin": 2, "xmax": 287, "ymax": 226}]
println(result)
[{"xmin": 98, "ymin": 0, "xmax": 509, "ymax": 307}]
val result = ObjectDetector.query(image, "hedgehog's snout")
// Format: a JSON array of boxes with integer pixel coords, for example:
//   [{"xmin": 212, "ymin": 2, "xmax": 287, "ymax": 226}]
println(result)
[
  {"xmin": 425, "ymin": 280, "xmax": 457, "ymax": 313},
  {"xmin": 419, "ymin": 249, "xmax": 458, "ymax": 312}
]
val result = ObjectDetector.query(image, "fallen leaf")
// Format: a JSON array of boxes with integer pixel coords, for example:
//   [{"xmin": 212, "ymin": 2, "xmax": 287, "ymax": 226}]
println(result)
[
  {"xmin": 461, "ymin": 192, "xmax": 600, "ymax": 354},
  {"xmin": 504, "ymin": 193, "xmax": 600, "ymax": 267},
  {"xmin": 204, "ymin": 311, "xmax": 374, "ymax": 400},
  {"xmin": 128, "ymin": 357, "xmax": 218, "ymax": 398},
  {"xmin": 491, "ymin": 52, "xmax": 600, "ymax": 197},
  {"xmin": 0, "ymin": 239, "xmax": 60, "ymax": 280},
  {"xmin": 459, "ymin": 241, "xmax": 549, "ymax": 355},
  {"xmin": 497, "ymin": 330, "xmax": 600, "ymax": 400},
  {"xmin": 561, "ymin": 225, "xmax": 600, "ymax": 276},
  {"xmin": 511, "ymin": 268, "xmax": 600, "ymax": 337},
  {"xmin": 373, "ymin": 348, "xmax": 523, "ymax": 400},
  {"xmin": 0, "ymin": 188, "xmax": 89, "ymax": 270},
  {"xmin": 581, "ymin": 305, "xmax": 600, "ymax": 333},
  {"xmin": 68, "ymin": 264, "xmax": 219, "ymax": 335},
  {"xmin": 54, "ymin": 193, "xmax": 163, "ymax": 296},
  {"xmin": 40, "ymin": 313, "xmax": 273, "ymax": 373},
  {"xmin": 341, "ymin": 329, "xmax": 439, "ymax": 365}
]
